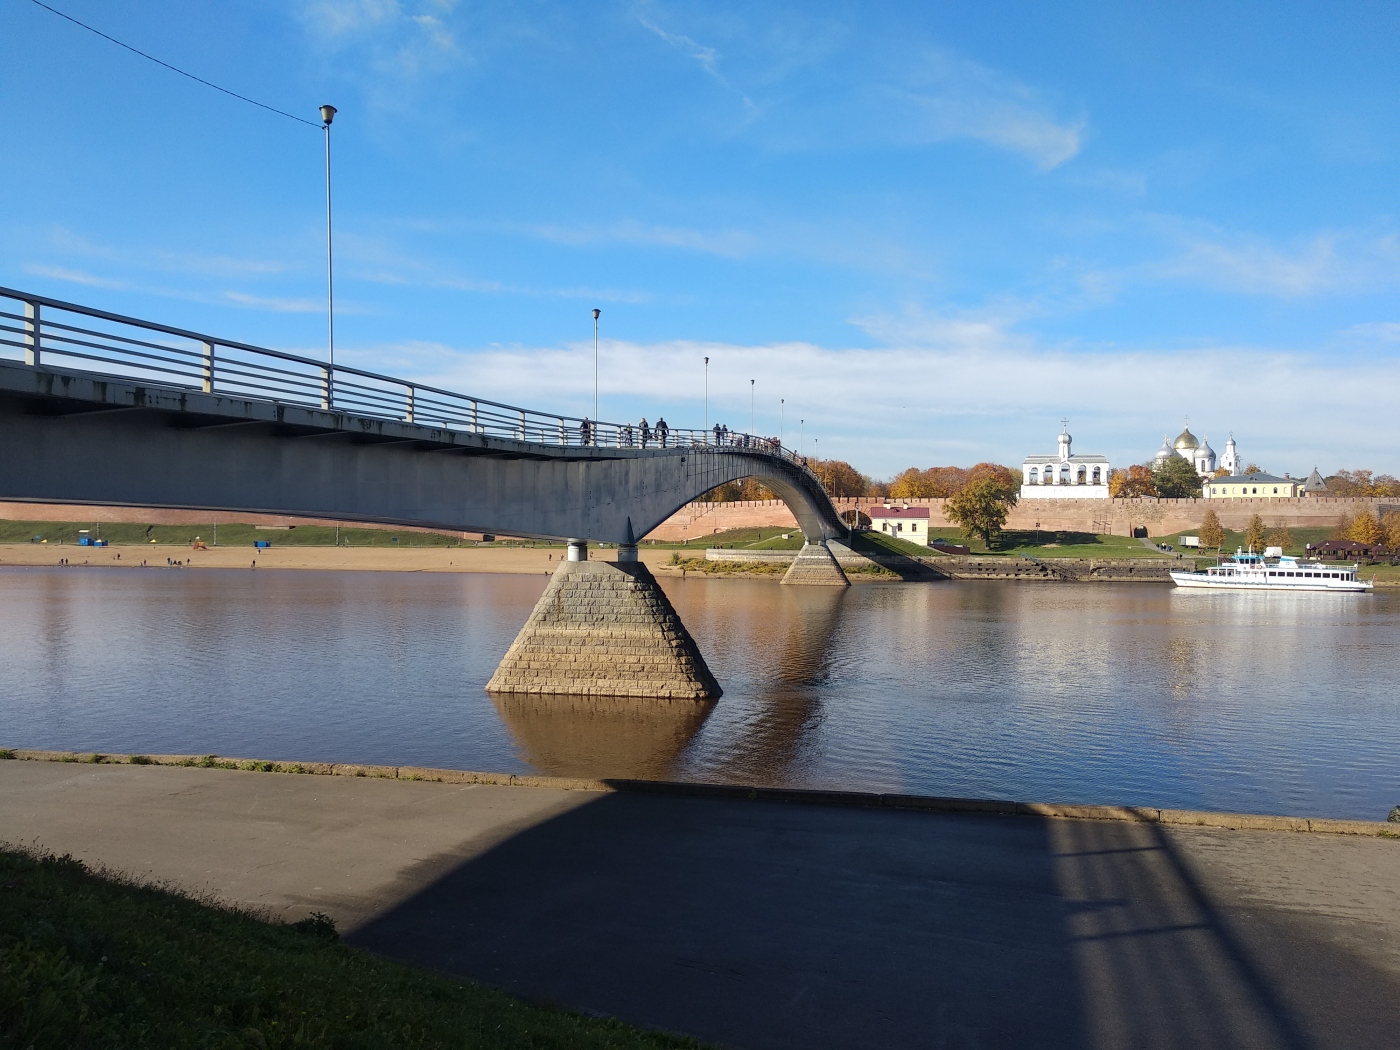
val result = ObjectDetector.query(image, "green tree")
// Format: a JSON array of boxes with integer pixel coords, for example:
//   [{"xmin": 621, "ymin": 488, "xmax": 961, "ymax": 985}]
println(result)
[
  {"xmin": 1245, "ymin": 514, "xmax": 1266, "ymax": 552},
  {"xmin": 1199, "ymin": 509, "xmax": 1225, "ymax": 549},
  {"xmin": 945, "ymin": 474, "xmax": 1019, "ymax": 549},
  {"xmin": 1153, "ymin": 455, "xmax": 1203, "ymax": 498}
]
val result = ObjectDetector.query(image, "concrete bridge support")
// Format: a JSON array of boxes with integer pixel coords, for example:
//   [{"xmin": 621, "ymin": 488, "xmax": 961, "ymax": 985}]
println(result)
[
  {"xmin": 486, "ymin": 545, "xmax": 721, "ymax": 700},
  {"xmin": 781, "ymin": 541, "xmax": 850, "ymax": 586}
]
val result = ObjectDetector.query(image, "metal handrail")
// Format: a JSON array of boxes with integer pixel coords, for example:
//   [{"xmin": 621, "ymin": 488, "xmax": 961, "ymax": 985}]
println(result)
[{"xmin": 0, "ymin": 286, "xmax": 824, "ymax": 483}]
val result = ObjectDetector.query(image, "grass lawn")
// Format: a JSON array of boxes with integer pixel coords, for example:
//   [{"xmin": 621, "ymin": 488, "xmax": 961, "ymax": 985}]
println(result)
[
  {"xmin": 907, "ymin": 529, "xmax": 1169, "ymax": 559},
  {"xmin": 652, "ymin": 527, "xmax": 804, "ymax": 551},
  {"xmin": 0, "ymin": 519, "xmax": 488, "ymax": 549},
  {"xmin": 0, "ymin": 847, "xmax": 702, "ymax": 1049}
]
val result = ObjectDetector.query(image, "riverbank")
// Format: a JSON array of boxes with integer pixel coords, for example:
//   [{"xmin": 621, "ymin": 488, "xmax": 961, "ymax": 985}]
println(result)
[{"xmin": 4, "ymin": 756, "xmax": 1398, "ymax": 1049}]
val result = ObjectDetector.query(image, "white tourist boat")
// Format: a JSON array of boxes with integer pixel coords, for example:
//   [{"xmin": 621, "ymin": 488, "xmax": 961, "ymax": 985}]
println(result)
[{"xmin": 1170, "ymin": 550, "xmax": 1373, "ymax": 592}]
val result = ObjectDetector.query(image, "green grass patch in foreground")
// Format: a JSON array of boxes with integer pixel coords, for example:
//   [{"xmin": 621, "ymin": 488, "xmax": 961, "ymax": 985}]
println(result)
[{"xmin": 0, "ymin": 847, "xmax": 703, "ymax": 1049}]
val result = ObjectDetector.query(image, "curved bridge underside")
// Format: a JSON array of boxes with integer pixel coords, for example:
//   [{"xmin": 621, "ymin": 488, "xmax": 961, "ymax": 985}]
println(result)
[{"xmin": 0, "ymin": 362, "xmax": 847, "ymax": 546}]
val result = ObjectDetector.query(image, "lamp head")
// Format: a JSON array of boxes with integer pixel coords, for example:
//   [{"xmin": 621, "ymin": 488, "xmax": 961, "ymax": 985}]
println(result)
[
  {"xmin": 320, "ymin": 104, "xmax": 337, "ymax": 126},
  {"xmin": 592, "ymin": 308, "xmax": 600, "ymax": 320}
]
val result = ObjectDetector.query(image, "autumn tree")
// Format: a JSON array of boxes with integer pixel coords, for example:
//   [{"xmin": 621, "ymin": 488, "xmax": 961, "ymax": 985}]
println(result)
[
  {"xmin": 888, "ymin": 466, "xmax": 971, "ymax": 499},
  {"xmin": 1350, "ymin": 510, "xmax": 1383, "ymax": 545},
  {"xmin": 1110, "ymin": 464, "xmax": 1158, "ymax": 498},
  {"xmin": 1243, "ymin": 463, "xmax": 1264, "ymax": 475},
  {"xmin": 1331, "ymin": 513, "xmax": 1354, "ymax": 540},
  {"xmin": 1110, "ymin": 464, "xmax": 1157, "ymax": 498},
  {"xmin": 1199, "ymin": 509, "xmax": 1225, "ymax": 549},
  {"xmin": 810, "ymin": 459, "xmax": 871, "ymax": 497},
  {"xmin": 1382, "ymin": 512, "xmax": 1400, "ymax": 550},
  {"xmin": 1264, "ymin": 525, "xmax": 1294, "ymax": 552},
  {"xmin": 1153, "ymin": 454, "xmax": 1203, "ymax": 498},
  {"xmin": 945, "ymin": 470, "xmax": 1020, "ymax": 549},
  {"xmin": 1245, "ymin": 514, "xmax": 1266, "ymax": 552}
]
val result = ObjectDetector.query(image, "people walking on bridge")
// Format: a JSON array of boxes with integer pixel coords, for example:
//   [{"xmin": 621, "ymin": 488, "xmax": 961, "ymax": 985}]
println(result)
[
  {"xmin": 713, "ymin": 423, "xmax": 722, "ymax": 445},
  {"xmin": 656, "ymin": 417, "xmax": 669, "ymax": 447},
  {"xmin": 721, "ymin": 424, "xmax": 729, "ymax": 445},
  {"xmin": 621, "ymin": 423, "xmax": 634, "ymax": 448},
  {"xmin": 579, "ymin": 417, "xmax": 593, "ymax": 446},
  {"xmin": 639, "ymin": 417, "xmax": 650, "ymax": 448}
]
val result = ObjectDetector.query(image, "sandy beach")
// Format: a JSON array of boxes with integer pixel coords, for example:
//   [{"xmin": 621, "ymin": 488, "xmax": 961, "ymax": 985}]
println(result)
[{"xmin": 0, "ymin": 542, "xmax": 689, "ymax": 576}]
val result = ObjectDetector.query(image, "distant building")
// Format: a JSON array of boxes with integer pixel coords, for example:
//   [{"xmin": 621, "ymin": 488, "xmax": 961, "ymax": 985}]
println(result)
[
  {"xmin": 869, "ymin": 505, "xmax": 931, "ymax": 545},
  {"xmin": 1219, "ymin": 435, "xmax": 1240, "ymax": 476},
  {"xmin": 1203, "ymin": 473, "xmax": 1301, "ymax": 499},
  {"xmin": 1021, "ymin": 424, "xmax": 1110, "ymax": 499},
  {"xmin": 1153, "ymin": 423, "xmax": 1219, "ymax": 477},
  {"xmin": 1301, "ymin": 468, "xmax": 1328, "ymax": 496}
]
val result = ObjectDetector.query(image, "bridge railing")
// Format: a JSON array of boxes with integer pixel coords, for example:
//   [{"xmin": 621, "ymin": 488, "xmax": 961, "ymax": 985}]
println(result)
[{"xmin": 0, "ymin": 285, "xmax": 825, "ymax": 479}]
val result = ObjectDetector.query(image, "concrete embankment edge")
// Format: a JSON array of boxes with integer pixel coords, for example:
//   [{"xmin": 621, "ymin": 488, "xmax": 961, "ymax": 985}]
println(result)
[{"xmin": 4, "ymin": 749, "xmax": 1396, "ymax": 839}]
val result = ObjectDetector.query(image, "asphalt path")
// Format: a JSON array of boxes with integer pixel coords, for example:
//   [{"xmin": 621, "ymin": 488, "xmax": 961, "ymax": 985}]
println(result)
[{"xmin": 3, "ymin": 762, "xmax": 1398, "ymax": 1050}]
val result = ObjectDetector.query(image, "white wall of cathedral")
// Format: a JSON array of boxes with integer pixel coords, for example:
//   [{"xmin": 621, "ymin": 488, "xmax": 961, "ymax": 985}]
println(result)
[{"xmin": 1023, "ymin": 464, "xmax": 1110, "ymax": 487}]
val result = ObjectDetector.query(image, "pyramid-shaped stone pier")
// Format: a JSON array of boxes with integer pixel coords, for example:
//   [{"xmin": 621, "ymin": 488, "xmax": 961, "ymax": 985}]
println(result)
[
  {"xmin": 487, "ymin": 559, "xmax": 721, "ymax": 700},
  {"xmin": 781, "ymin": 541, "xmax": 850, "ymax": 586}
]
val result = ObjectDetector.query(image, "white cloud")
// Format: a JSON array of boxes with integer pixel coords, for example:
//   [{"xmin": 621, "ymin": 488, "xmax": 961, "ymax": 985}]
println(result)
[
  {"xmin": 299, "ymin": 0, "xmax": 461, "ymax": 83},
  {"xmin": 1148, "ymin": 223, "xmax": 1400, "ymax": 297},
  {"xmin": 222, "ymin": 291, "xmax": 324, "ymax": 313},
  {"xmin": 893, "ymin": 51, "xmax": 1086, "ymax": 169},
  {"xmin": 636, "ymin": 8, "xmax": 756, "ymax": 111},
  {"xmin": 337, "ymin": 313, "xmax": 1400, "ymax": 477}
]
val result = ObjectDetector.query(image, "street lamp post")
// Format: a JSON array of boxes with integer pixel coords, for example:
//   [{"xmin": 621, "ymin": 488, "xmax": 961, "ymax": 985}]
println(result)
[
  {"xmin": 592, "ymin": 308, "xmax": 600, "ymax": 430},
  {"xmin": 780, "ymin": 398, "xmax": 784, "ymax": 449},
  {"xmin": 750, "ymin": 379, "xmax": 754, "ymax": 436},
  {"xmin": 704, "ymin": 356, "xmax": 709, "ymax": 441},
  {"xmin": 320, "ymin": 105, "xmax": 337, "ymax": 380}
]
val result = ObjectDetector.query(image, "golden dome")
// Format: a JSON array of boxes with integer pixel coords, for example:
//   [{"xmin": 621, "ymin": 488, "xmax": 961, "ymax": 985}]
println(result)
[{"xmin": 1173, "ymin": 427, "xmax": 1199, "ymax": 450}]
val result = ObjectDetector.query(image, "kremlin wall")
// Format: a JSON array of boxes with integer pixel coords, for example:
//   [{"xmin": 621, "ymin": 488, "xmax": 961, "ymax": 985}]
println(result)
[{"xmin": 645, "ymin": 495, "xmax": 1398, "ymax": 543}]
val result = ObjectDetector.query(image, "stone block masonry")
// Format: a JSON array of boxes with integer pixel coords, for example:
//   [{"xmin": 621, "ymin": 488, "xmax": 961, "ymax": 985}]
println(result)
[
  {"xmin": 645, "ymin": 495, "xmax": 1397, "ymax": 540},
  {"xmin": 486, "ymin": 558, "xmax": 721, "ymax": 700},
  {"xmin": 781, "ymin": 541, "xmax": 850, "ymax": 586}
]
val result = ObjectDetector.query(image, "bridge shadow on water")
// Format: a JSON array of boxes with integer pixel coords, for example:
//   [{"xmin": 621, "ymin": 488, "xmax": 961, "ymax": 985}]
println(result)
[{"xmin": 348, "ymin": 786, "xmax": 1399, "ymax": 1050}]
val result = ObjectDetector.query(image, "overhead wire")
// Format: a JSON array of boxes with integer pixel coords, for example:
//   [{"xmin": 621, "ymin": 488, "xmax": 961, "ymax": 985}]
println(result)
[{"xmin": 27, "ymin": 0, "xmax": 321, "ymax": 128}]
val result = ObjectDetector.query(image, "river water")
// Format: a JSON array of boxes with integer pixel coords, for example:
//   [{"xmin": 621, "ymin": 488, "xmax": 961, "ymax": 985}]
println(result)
[{"xmin": 1, "ymin": 566, "xmax": 1396, "ymax": 821}]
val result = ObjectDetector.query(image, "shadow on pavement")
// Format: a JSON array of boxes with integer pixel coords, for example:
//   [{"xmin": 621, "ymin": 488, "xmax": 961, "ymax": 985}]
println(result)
[{"xmin": 347, "ymin": 788, "xmax": 1398, "ymax": 1049}]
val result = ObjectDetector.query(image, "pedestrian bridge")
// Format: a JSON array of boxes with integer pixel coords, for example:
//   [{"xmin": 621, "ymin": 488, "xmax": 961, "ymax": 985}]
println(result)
[
  {"xmin": 0, "ymin": 287, "xmax": 847, "ymax": 552},
  {"xmin": 0, "ymin": 287, "xmax": 851, "ymax": 699}
]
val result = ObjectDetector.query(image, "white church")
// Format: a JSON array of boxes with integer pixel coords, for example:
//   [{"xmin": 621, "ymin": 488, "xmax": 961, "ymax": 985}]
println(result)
[
  {"xmin": 1152, "ymin": 424, "xmax": 1239, "ymax": 478},
  {"xmin": 1020, "ymin": 423, "xmax": 1110, "ymax": 499}
]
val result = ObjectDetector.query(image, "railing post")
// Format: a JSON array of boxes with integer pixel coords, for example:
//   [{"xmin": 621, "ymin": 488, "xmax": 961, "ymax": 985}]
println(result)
[
  {"xmin": 201, "ymin": 340, "xmax": 215, "ymax": 394},
  {"xmin": 558, "ymin": 418, "xmax": 566, "ymax": 445},
  {"xmin": 320, "ymin": 366, "xmax": 333, "ymax": 410},
  {"xmin": 471, "ymin": 400, "xmax": 479, "ymax": 433},
  {"xmin": 24, "ymin": 301, "xmax": 40, "ymax": 366},
  {"xmin": 405, "ymin": 384, "xmax": 415, "ymax": 423},
  {"xmin": 517, "ymin": 409, "xmax": 525, "ymax": 440}
]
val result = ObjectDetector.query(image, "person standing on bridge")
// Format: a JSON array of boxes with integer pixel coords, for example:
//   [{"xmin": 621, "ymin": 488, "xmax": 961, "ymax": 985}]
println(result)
[
  {"xmin": 580, "ymin": 417, "xmax": 593, "ymax": 446},
  {"xmin": 713, "ymin": 423, "xmax": 721, "ymax": 445},
  {"xmin": 622, "ymin": 423, "xmax": 634, "ymax": 447},
  {"xmin": 656, "ymin": 417, "xmax": 669, "ymax": 447},
  {"xmin": 639, "ymin": 417, "xmax": 650, "ymax": 448}
]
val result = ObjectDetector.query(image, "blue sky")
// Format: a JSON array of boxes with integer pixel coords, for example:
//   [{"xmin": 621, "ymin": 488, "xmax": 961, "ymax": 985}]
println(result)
[{"xmin": 2, "ymin": 0, "xmax": 1398, "ymax": 478}]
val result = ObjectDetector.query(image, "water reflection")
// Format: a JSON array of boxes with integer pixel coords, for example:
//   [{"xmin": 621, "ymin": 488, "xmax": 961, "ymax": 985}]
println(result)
[
  {"xmin": 491, "ymin": 693, "xmax": 714, "ymax": 780},
  {"xmin": 701, "ymin": 586, "xmax": 848, "ymax": 785},
  {"xmin": 2, "ymin": 567, "xmax": 1398, "ymax": 819}
]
